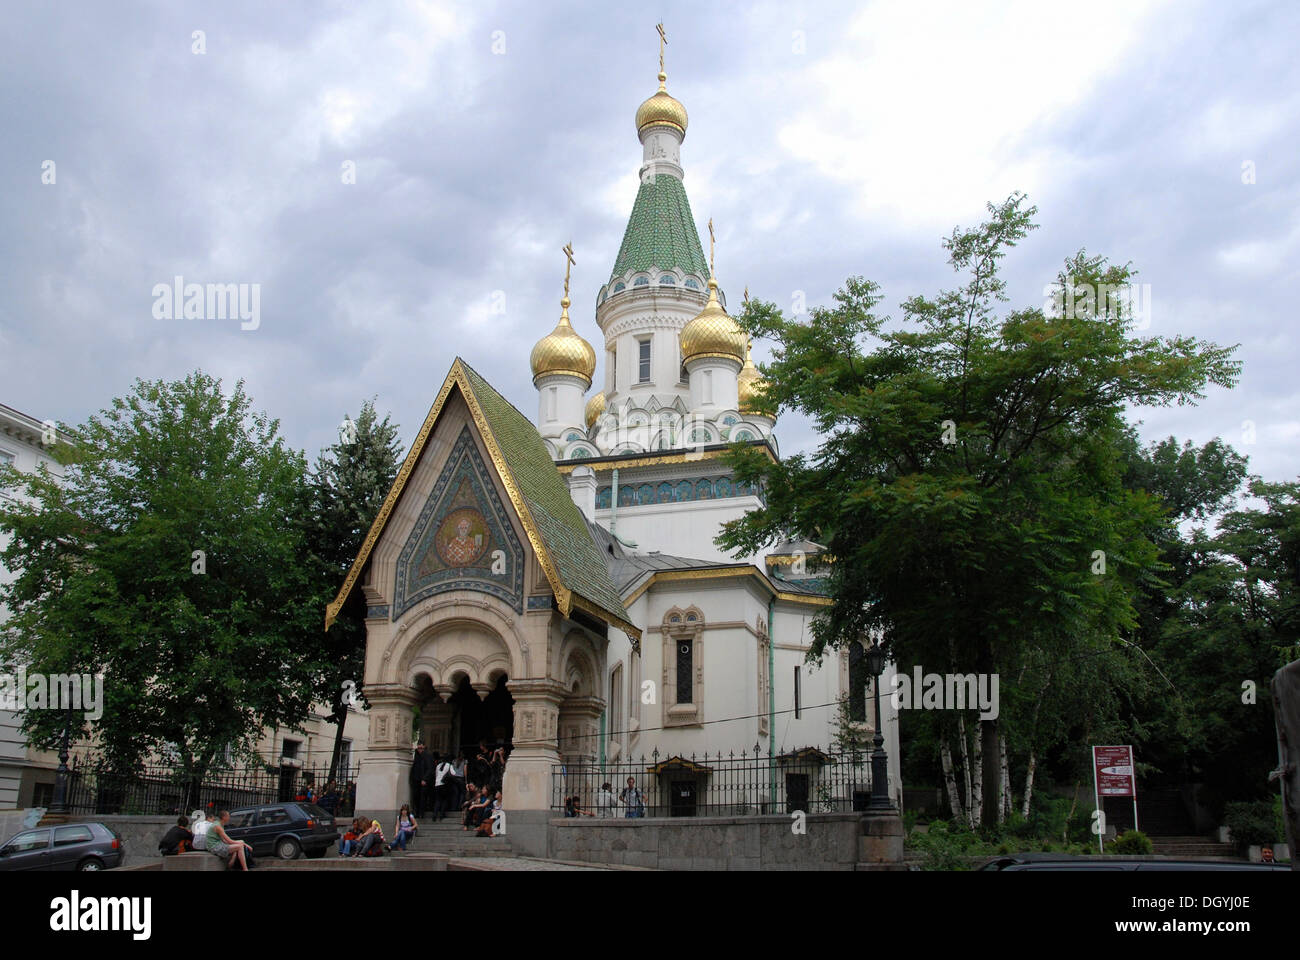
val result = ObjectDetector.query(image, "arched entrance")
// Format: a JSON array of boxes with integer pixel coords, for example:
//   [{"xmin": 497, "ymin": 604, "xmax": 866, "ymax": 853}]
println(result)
[{"xmin": 447, "ymin": 673, "xmax": 514, "ymax": 757}]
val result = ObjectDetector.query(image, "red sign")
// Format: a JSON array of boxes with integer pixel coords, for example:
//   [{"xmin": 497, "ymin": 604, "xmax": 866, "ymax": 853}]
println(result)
[{"xmin": 1093, "ymin": 745, "xmax": 1136, "ymax": 797}]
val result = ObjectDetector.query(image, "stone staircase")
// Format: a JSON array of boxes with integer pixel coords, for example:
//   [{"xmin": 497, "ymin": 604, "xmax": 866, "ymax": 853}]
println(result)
[
  {"xmin": 1148, "ymin": 835, "xmax": 1240, "ymax": 860},
  {"xmin": 393, "ymin": 817, "xmax": 513, "ymax": 858}
]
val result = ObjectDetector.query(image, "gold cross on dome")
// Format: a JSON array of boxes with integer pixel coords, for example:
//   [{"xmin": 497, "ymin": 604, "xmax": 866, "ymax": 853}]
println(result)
[
  {"xmin": 656, "ymin": 22, "xmax": 667, "ymax": 76},
  {"xmin": 707, "ymin": 218, "xmax": 715, "ymax": 275},
  {"xmin": 562, "ymin": 241, "xmax": 575, "ymax": 299}
]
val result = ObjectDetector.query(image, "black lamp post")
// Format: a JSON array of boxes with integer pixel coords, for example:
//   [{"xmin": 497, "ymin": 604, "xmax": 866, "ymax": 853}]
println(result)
[
  {"xmin": 864, "ymin": 640, "xmax": 892, "ymax": 810},
  {"xmin": 48, "ymin": 706, "xmax": 72, "ymax": 818}
]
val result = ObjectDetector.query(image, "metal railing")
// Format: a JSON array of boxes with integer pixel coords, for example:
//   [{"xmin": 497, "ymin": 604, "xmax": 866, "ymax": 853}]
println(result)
[
  {"xmin": 552, "ymin": 746, "xmax": 876, "ymax": 817},
  {"xmin": 60, "ymin": 755, "xmax": 361, "ymax": 817}
]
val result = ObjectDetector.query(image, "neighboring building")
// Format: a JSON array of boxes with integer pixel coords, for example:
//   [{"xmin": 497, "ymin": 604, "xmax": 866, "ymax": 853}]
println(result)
[
  {"xmin": 0, "ymin": 403, "xmax": 70, "ymax": 808},
  {"xmin": 329, "ymin": 49, "xmax": 901, "ymax": 840},
  {"xmin": 0, "ymin": 400, "xmax": 368, "ymax": 810}
]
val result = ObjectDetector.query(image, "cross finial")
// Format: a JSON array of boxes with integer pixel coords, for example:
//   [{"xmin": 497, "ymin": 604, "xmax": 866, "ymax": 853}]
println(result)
[
  {"xmin": 743, "ymin": 285, "xmax": 750, "ymax": 305},
  {"xmin": 707, "ymin": 217, "xmax": 715, "ymax": 276},
  {"xmin": 656, "ymin": 22, "xmax": 667, "ymax": 79},
  {"xmin": 562, "ymin": 241, "xmax": 575, "ymax": 300}
]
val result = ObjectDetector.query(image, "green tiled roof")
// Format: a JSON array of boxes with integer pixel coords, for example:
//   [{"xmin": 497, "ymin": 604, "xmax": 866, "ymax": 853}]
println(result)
[
  {"xmin": 458, "ymin": 361, "xmax": 633, "ymax": 632},
  {"xmin": 608, "ymin": 173, "xmax": 710, "ymax": 285}
]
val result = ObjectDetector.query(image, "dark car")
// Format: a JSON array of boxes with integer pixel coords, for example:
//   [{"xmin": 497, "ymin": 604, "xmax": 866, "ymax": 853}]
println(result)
[
  {"xmin": 222, "ymin": 802, "xmax": 340, "ymax": 860},
  {"xmin": 0, "ymin": 822, "xmax": 124, "ymax": 871},
  {"xmin": 980, "ymin": 853, "xmax": 1291, "ymax": 871}
]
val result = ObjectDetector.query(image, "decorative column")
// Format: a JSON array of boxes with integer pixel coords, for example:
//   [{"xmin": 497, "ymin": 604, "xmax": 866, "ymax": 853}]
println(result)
[
  {"xmin": 557, "ymin": 695, "xmax": 605, "ymax": 765},
  {"xmin": 355, "ymin": 682, "xmax": 420, "ymax": 819}
]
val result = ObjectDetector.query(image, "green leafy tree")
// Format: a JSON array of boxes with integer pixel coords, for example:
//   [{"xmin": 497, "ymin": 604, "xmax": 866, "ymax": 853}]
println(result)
[
  {"xmin": 719, "ymin": 193, "xmax": 1241, "ymax": 824},
  {"xmin": 302, "ymin": 399, "xmax": 402, "ymax": 780},
  {"xmin": 0, "ymin": 373, "xmax": 318, "ymax": 783}
]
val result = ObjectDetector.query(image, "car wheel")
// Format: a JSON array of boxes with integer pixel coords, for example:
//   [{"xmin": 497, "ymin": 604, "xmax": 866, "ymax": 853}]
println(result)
[
  {"xmin": 276, "ymin": 838, "xmax": 302, "ymax": 860},
  {"xmin": 77, "ymin": 858, "xmax": 104, "ymax": 872}
]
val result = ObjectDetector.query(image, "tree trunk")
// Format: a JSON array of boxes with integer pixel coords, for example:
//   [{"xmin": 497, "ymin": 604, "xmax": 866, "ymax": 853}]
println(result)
[
  {"xmin": 327, "ymin": 699, "xmax": 349, "ymax": 783},
  {"xmin": 1065, "ymin": 781, "xmax": 1080, "ymax": 843},
  {"xmin": 1021, "ymin": 749, "xmax": 1037, "ymax": 819},
  {"xmin": 956, "ymin": 714, "xmax": 974, "ymax": 827},
  {"xmin": 940, "ymin": 735, "xmax": 965, "ymax": 822},
  {"xmin": 981, "ymin": 717, "xmax": 1000, "ymax": 830},
  {"xmin": 970, "ymin": 718, "xmax": 984, "ymax": 829},
  {"xmin": 999, "ymin": 733, "xmax": 1012, "ymax": 823}
]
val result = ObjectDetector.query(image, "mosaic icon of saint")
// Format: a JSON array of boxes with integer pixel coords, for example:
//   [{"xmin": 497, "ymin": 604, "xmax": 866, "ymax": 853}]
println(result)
[{"xmin": 435, "ymin": 508, "xmax": 489, "ymax": 568}]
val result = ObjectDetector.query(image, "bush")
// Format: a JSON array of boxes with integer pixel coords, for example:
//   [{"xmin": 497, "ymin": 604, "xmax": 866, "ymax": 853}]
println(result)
[
  {"xmin": 1224, "ymin": 801, "xmax": 1277, "ymax": 851},
  {"xmin": 1109, "ymin": 830, "xmax": 1153, "ymax": 855}
]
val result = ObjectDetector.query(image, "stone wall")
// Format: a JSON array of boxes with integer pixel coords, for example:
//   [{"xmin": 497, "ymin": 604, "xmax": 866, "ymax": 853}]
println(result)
[{"xmin": 548, "ymin": 812, "xmax": 865, "ymax": 870}]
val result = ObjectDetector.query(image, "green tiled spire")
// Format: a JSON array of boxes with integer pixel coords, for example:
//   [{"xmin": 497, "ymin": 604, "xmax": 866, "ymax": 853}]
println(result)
[{"xmin": 608, "ymin": 173, "xmax": 710, "ymax": 284}]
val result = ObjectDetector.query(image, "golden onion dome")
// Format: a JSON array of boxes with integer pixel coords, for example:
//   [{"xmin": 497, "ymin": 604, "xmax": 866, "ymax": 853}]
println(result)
[
  {"xmin": 636, "ymin": 72, "xmax": 688, "ymax": 137},
  {"xmin": 737, "ymin": 340, "xmax": 772, "ymax": 417},
  {"xmin": 585, "ymin": 391, "xmax": 606, "ymax": 429},
  {"xmin": 530, "ymin": 297, "xmax": 596, "ymax": 386},
  {"xmin": 680, "ymin": 278, "xmax": 746, "ymax": 366}
]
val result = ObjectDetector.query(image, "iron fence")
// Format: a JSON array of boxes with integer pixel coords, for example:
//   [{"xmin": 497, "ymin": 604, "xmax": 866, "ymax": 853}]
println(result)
[
  {"xmin": 60, "ymin": 755, "xmax": 361, "ymax": 817},
  {"xmin": 552, "ymin": 746, "xmax": 880, "ymax": 817}
]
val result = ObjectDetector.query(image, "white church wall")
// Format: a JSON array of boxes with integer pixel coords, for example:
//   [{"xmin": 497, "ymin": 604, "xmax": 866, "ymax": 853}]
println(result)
[{"xmin": 595, "ymin": 496, "xmax": 761, "ymax": 565}]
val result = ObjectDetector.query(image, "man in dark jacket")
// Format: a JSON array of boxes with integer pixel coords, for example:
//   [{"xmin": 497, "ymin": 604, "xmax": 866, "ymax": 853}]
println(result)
[
  {"xmin": 409, "ymin": 743, "xmax": 431, "ymax": 817},
  {"xmin": 157, "ymin": 817, "xmax": 194, "ymax": 856}
]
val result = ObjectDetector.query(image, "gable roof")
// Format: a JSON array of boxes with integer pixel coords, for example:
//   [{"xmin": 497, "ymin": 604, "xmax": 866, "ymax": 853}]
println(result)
[{"xmin": 325, "ymin": 359, "xmax": 639, "ymax": 641}]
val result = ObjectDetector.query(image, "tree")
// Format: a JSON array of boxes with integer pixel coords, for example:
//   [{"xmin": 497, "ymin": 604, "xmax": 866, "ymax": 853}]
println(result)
[
  {"xmin": 302, "ymin": 399, "xmax": 402, "ymax": 781},
  {"xmin": 719, "ymin": 193, "xmax": 1241, "ymax": 825},
  {"xmin": 0, "ymin": 373, "xmax": 319, "ymax": 783}
]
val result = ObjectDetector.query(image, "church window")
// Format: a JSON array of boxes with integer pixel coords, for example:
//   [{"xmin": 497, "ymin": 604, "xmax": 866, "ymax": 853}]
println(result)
[
  {"xmin": 546, "ymin": 386, "xmax": 557, "ymax": 422},
  {"xmin": 733, "ymin": 429, "xmax": 754, "ymax": 441},
  {"xmin": 659, "ymin": 275, "xmax": 676, "ymax": 285},
  {"xmin": 794, "ymin": 666, "xmax": 802, "ymax": 719},
  {"xmin": 610, "ymin": 664, "xmax": 624, "ymax": 745},
  {"xmin": 638, "ymin": 339, "xmax": 651, "ymax": 383},
  {"xmin": 569, "ymin": 447, "xmax": 592, "ymax": 459},
  {"xmin": 722, "ymin": 415, "xmax": 737, "ymax": 425},
  {"xmin": 849, "ymin": 643, "xmax": 868, "ymax": 722},
  {"xmin": 613, "ymin": 282, "xmax": 626, "ymax": 292},
  {"xmin": 680, "ymin": 362, "xmax": 688, "ymax": 384},
  {"xmin": 663, "ymin": 606, "xmax": 704, "ymax": 727},
  {"xmin": 702, "ymin": 369, "xmax": 713, "ymax": 404},
  {"xmin": 676, "ymin": 639, "xmax": 693, "ymax": 703},
  {"xmin": 684, "ymin": 278, "xmax": 699, "ymax": 290},
  {"xmin": 690, "ymin": 428, "xmax": 709, "ymax": 443},
  {"xmin": 633, "ymin": 277, "xmax": 649, "ymax": 287}
]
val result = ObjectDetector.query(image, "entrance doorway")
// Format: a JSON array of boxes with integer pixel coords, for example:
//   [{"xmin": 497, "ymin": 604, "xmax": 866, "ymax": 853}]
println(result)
[{"xmin": 448, "ymin": 674, "xmax": 514, "ymax": 758}]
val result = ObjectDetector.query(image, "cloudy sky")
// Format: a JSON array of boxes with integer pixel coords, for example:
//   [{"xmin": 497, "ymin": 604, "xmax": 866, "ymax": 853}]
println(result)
[{"xmin": 3, "ymin": 0, "xmax": 1297, "ymax": 484}]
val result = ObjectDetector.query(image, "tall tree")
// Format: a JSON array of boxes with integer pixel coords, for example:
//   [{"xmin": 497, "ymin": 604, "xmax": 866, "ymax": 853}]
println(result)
[
  {"xmin": 302, "ymin": 399, "xmax": 402, "ymax": 781},
  {"xmin": 0, "ymin": 373, "xmax": 318, "ymax": 782},
  {"xmin": 719, "ymin": 193, "xmax": 1240, "ymax": 824}
]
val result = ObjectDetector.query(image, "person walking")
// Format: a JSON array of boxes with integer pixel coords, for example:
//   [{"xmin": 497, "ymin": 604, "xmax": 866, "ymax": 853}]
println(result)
[
  {"xmin": 620, "ymin": 777, "xmax": 645, "ymax": 818},
  {"xmin": 409, "ymin": 743, "xmax": 430, "ymax": 817},
  {"xmin": 433, "ymin": 754, "xmax": 455, "ymax": 821}
]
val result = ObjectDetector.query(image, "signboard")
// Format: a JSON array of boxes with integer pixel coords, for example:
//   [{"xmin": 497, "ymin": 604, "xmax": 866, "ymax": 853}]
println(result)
[{"xmin": 1093, "ymin": 745, "xmax": 1136, "ymax": 797}]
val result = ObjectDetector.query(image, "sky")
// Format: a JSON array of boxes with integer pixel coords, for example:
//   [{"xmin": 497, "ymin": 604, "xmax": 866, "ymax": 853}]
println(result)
[{"xmin": 2, "ymin": 0, "xmax": 1297, "ymax": 485}]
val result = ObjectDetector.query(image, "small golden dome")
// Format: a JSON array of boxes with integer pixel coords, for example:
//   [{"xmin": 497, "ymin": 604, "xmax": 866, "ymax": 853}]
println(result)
[
  {"xmin": 585, "ymin": 391, "xmax": 606, "ymax": 429},
  {"xmin": 737, "ymin": 340, "xmax": 772, "ymax": 417},
  {"xmin": 636, "ymin": 72, "xmax": 688, "ymax": 137},
  {"xmin": 531, "ymin": 297, "xmax": 596, "ymax": 386},
  {"xmin": 680, "ymin": 278, "xmax": 746, "ymax": 366}
]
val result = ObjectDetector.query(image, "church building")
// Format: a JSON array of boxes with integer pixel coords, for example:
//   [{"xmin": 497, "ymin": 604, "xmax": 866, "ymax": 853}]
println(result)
[{"xmin": 326, "ymin": 39, "xmax": 901, "ymax": 845}]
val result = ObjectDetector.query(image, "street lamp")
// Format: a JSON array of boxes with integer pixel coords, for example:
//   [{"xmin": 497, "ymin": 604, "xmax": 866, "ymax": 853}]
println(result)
[
  {"xmin": 863, "ymin": 640, "xmax": 892, "ymax": 810},
  {"xmin": 48, "ymin": 706, "xmax": 73, "ymax": 819}
]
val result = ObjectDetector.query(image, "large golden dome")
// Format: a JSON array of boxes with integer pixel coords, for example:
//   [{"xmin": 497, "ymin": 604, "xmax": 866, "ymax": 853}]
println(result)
[
  {"xmin": 585, "ymin": 391, "xmax": 606, "ymax": 429},
  {"xmin": 737, "ymin": 340, "xmax": 772, "ymax": 417},
  {"xmin": 636, "ymin": 72, "xmax": 688, "ymax": 137},
  {"xmin": 530, "ymin": 298, "xmax": 596, "ymax": 386},
  {"xmin": 680, "ymin": 278, "xmax": 746, "ymax": 366}
]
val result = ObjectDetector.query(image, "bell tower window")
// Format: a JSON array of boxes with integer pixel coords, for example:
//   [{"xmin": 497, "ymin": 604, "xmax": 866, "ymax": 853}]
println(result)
[{"xmin": 638, "ymin": 338, "xmax": 652, "ymax": 384}]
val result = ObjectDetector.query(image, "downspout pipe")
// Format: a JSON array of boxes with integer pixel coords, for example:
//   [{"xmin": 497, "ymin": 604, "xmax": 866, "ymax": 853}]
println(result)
[{"xmin": 768, "ymin": 594, "xmax": 776, "ymax": 809}]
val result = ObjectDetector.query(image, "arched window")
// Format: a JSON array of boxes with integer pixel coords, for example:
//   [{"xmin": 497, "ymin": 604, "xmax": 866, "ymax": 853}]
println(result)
[
  {"xmin": 613, "ymin": 282, "xmax": 626, "ymax": 292},
  {"xmin": 569, "ymin": 447, "xmax": 592, "ymax": 459},
  {"xmin": 633, "ymin": 276, "xmax": 649, "ymax": 287},
  {"xmin": 659, "ymin": 275, "xmax": 676, "ymax": 285},
  {"xmin": 662, "ymin": 606, "xmax": 704, "ymax": 725},
  {"xmin": 733, "ymin": 429, "xmax": 754, "ymax": 441},
  {"xmin": 685, "ymin": 278, "xmax": 700, "ymax": 289}
]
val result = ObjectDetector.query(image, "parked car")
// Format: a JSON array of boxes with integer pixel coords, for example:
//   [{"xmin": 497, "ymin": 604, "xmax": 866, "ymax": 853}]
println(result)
[
  {"xmin": 0, "ymin": 822, "xmax": 124, "ymax": 871},
  {"xmin": 221, "ymin": 802, "xmax": 340, "ymax": 860},
  {"xmin": 980, "ymin": 853, "xmax": 1291, "ymax": 871}
]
